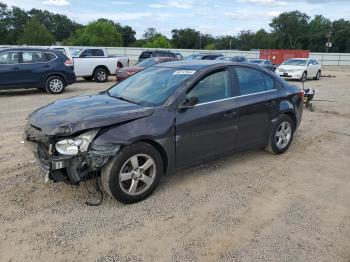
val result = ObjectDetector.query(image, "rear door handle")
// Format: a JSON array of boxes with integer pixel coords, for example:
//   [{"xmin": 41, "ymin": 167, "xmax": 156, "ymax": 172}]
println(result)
[{"xmin": 224, "ymin": 111, "xmax": 237, "ymax": 118}]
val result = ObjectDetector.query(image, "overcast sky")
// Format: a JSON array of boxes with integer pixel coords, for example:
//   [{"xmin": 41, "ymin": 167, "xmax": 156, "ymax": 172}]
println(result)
[{"xmin": 2, "ymin": 0, "xmax": 350, "ymax": 38}]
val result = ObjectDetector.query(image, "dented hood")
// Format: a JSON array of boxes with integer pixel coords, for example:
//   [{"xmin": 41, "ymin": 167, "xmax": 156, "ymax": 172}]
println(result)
[{"xmin": 28, "ymin": 93, "xmax": 154, "ymax": 136}]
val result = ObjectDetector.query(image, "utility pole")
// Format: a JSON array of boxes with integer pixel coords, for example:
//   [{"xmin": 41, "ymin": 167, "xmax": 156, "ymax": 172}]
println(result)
[
  {"xmin": 229, "ymin": 38, "xmax": 232, "ymax": 50},
  {"xmin": 199, "ymin": 34, "xmax": 202, "ymax": 49},
  {"xmin": 326, "ymin": 22, "xmax": 333, "ymax": 53}
]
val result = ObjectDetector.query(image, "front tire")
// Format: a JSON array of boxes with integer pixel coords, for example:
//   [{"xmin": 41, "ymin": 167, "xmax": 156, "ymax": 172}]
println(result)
[
  {"xmin": 101, "ymin": 143, "xmax": 163, "ymax": 204},
  {"xmin": 45, "ymin": 76, "xmax": 65, "ymax": 94},
  {"xmin": 300, "ymin": 71, "xmax": 307, "ymax": 82},
  {"xmin": 265, "ymin": 115, "xmax": 294, "ymax": 154},
  {"xmin": 94, "ymin": 67, "xmax": 108, "ymax": 83}
]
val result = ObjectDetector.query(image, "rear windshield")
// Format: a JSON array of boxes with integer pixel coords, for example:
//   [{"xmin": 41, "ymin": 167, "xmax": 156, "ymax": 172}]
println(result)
[{"xmin": 283, "ymin": 59, "xmax": 307, "ymax": 66}]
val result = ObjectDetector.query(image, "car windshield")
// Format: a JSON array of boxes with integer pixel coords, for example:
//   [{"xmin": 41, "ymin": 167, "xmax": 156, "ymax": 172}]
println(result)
[
  {"xmin": 283, "ymin": 59, "xmax": 307, "ymax": 66},
  {"xmin": 136, "ymin": 58, "xmax": 159, "ymax": 67},
  {"xmin": 250, "ymin": 59, "xmax": 264, "ymax": 64},
  {"xmin": 108, "ymin": 67, "xmax": 195, "ymax": 106}
]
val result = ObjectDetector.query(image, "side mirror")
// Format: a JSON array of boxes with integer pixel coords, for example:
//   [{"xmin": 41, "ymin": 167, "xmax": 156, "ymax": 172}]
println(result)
[
  {"xmin": 178, "ymin": 97, "xmax": 199, "ymax": 111},
  {"xmin": 79, "ymin": 53, "xmax": 87, "ymax": 58}
]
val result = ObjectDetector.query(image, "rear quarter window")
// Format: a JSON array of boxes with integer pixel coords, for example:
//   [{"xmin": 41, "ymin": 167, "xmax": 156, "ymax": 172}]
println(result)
[
  {"xmin": 93, "ymin": 49, "xmax": 104, "ymax": 56},
  {"xmin": 44, "ymin": 52, "xmax": 57, "ymax": 62},
  {"xmin": 236, "ymin": 67, "xmax": 276, "ymax": 95}
]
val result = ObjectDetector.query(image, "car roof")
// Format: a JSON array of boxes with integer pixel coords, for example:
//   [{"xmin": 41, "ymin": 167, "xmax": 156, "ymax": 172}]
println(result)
[
  {"xmin": 155, "ymin": 60, "xmax": 263, "ymax": 70},
  {"xmin": 0, "ymin": 47, "xmax": 58, "ymax": 52},
  {"xmin": 288, "ymin": 58, "xmax": 308, "ymax": 60}
]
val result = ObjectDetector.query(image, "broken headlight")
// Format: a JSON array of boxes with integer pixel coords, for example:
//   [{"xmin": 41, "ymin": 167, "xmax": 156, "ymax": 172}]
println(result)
[{"xmin": 55, "ymin": 129, "xmax": 99, "ymax": 156}]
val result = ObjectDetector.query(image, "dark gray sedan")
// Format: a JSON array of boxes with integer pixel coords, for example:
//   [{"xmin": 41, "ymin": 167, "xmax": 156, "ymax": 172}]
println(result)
[{"xmin": 24, "ymin": 60, "xmax": 303, "ymax": 203}]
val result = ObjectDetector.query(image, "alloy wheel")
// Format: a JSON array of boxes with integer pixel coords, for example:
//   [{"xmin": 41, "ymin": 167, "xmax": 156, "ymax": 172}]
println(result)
[
  {"xmin": 97, "ymin": 71, "xmax": 107, "ymax": 81},
  {"xmin": 49, "ymin": 79, "xmax": 64, "ymax": 93},
  {"xmin": 119, "ymin": 154, "xmax": 156, "ymax": 196},
  {"xmin": 275, "ymin": 121, "xmax": 292, "ymax": 149}
]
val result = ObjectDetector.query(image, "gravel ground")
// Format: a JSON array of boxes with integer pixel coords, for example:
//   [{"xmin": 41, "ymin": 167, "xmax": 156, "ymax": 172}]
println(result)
[{"xmin": 0, "ymin": 73, "xmax": 350, "ymax": 262}]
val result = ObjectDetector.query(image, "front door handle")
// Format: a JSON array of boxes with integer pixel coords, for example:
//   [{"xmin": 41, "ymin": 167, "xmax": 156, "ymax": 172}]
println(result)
[{"xmin": 265, "ymin": 100, "xmax": 275, "ymax": 107}]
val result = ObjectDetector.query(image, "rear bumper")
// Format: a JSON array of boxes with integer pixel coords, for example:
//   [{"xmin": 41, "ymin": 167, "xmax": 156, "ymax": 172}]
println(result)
[{"xmin": 65, "ymin": 72, "xmax": 76, "ymax": 85}]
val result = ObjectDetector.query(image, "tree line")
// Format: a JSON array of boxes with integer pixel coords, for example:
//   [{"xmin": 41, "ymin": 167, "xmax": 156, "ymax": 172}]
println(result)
[{"xmin": 1, "ymin": 2, "xmax": 350, "ymax": 52}]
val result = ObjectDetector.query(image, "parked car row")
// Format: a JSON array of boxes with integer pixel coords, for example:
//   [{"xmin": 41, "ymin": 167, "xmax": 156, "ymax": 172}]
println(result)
[{"xmin": 0, "ymin": 46, "xmax": 322, "ymax": 95}]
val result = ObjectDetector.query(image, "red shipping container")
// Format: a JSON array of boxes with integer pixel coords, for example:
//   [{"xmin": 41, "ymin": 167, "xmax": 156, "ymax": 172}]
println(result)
[{"xmin": 260, "ymin": 49, "xmax": 309, "ymax": 65}]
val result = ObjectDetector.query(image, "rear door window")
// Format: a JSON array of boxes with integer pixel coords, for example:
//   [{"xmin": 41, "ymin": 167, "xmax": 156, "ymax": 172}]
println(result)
[
  {"xmin": 81, "ymin": 49, "xmax": 94, "ymax": 57},
  {"xmin": 0, "ymin": 52, "xmax": 19, "ymax": 64},
  {"xmin": 21, "ymin": 51, "xmax": 47, "ymax": 63},
  {"xmin": 140, "ymin": 52, "xmax": 152, "ymax": 59},
  {"xmin": 236, "ymin": 67, "xmax": 276, "ymax": 95},
  {"xmin": 187, "ymin": 70, "xmax": 230, "ymax": 104},
  {"xmin": 93, "ymin": 49, "xmax": 104, "ymax": 56}
]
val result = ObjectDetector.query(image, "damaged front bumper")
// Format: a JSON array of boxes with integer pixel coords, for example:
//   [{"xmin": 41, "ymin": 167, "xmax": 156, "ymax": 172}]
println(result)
[{"xmin": 24, "ymin": 124, "xmax": 120, "ymax": 185}]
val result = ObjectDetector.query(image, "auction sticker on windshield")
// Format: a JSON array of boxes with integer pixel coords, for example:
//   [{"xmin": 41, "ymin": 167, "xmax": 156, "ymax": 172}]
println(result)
[{"xmin": 173, "ymin": 70, "xmax": 196, "ymax": 75}]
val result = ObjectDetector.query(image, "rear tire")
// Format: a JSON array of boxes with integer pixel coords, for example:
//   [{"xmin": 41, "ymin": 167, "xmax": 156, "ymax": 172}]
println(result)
[
  {"xmin": 265, "ymin": 114, "xmax": 295, "ymax": 155},
  {"xmin": 101, "ymin": 142, "xmax": 163, "ymax": 204},
  {"xmin": 94, "ymin": 67, "xmax": 108, "ymax": 83},
  {"xmin": 45, "ymin": 76, "xmax": 65, "ymax": 94},
  {"xmin": 314, "ymin": 70, "xmax": 321, "ymax": 80}
]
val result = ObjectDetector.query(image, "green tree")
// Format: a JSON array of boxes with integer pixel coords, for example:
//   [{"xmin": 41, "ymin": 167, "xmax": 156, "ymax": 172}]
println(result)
[
  {"xmin": 94, "ymin": 18, "xmax": 136, "ymax": 46},
  {"xmin": 143, "ymin": 27, "xmax": 158, "ymax": 41},
  {"xmin": 17, "ymin": 18, "xmax": 54, "ymax": 45},
  {"xmin": 7, "ymin": 6, "xmax": 29, "ymax": 44},
  {"xmin": 143, "ymin": 35, "xmax": 171, "ymax": 48},
  {"xmin": 270, "ymin": 11, "xmax": 310, "ymax": 49},
  {"xmin": 171, "ymin": 28, "xmax": 200, "ymax": 49},
  {"xmin": 237, "ymin": 30, "xmax": 256, "ymax": 50},
  {"xmin": 28, "ymin": 9, "xmax": 82, "ymax": 42},
  {"xmin": 0, "ymin": 2, "xmax": 10, "ymax": 43},
  {"xmin": 205, "ymin": 43, "xmax": 216, "ymax": 50},
  {"xmin": 65, "ymin": 20, "xmax": 122, "ymax": 46}
]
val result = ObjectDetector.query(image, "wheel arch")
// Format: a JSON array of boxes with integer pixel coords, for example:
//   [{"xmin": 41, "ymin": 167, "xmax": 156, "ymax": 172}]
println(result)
[
  {"xmin": 282, "ymin": 111, "xmax": 297, "ymax": 129},
  {"xmin": 136, "ymin": 139, "xmax": 168, "ymax": 173},
  {"xmin": 94, "ymin": 65, "xmax": 110, "ymax": 75}
]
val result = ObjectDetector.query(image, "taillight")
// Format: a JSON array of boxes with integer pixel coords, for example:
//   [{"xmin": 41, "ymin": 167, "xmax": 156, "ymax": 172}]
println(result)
[
  {"xmin": 299, "ymin": 89, "xmax": 304, "ymax": 99},
  {"xmin": 64, "ymin": 59, "xmax": 73, "ymax": 66}
]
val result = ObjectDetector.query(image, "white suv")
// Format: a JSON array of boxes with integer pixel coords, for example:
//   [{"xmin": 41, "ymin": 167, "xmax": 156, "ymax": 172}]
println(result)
[{"xmin": 275, "ymin": 58, "xmax": 321, "ymax": 81}]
